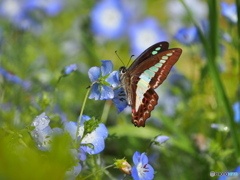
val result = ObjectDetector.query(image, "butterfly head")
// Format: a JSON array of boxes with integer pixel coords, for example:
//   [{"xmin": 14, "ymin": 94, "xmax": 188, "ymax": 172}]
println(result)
[{"xmin": 119, "ymin": 66, "xmax": 127, "ymax": 74}]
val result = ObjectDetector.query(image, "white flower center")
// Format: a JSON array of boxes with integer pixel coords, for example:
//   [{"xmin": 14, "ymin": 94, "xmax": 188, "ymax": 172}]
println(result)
[
  {"xmin": 136, "ymin": 29, "xmax": 159, "ymax": 51},
  {"xmin": 1, "ymin": 0, "xmax": 22, "ymax": 18},
  {"xmin": 100, "ymin": 7, "xmax": 122, "ymax": 30},
  {"xmin": 136, "ymin": 162, "xmax": 145, "ymax": 178}
]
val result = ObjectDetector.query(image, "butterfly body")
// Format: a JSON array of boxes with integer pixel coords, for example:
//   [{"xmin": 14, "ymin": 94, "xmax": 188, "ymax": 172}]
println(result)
[{"xmin": 119, "ymin": 42, "xmax": 182, "ymax": 127}]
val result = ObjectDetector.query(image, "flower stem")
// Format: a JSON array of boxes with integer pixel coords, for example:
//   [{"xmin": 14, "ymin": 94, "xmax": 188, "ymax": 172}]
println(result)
[
  {"xmin": 100, "ymin": 100, "xmax": 111, "ymax": 123},
  {"xmin": 75, "ymin": 84, "xmax": 92, "ymax": 145},
  {"xmin": 81, "ymin": 164, "xmax": 115, "ymax": 180}
]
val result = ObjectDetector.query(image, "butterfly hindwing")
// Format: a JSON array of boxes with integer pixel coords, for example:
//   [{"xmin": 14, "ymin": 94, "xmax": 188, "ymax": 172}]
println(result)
[{"xmin": 131, "ymin": 89, "xmax": 159, "ymax": 127}]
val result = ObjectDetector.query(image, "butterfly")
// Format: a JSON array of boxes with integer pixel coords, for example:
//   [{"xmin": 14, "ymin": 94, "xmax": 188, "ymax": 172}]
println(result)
[{"xmin": 119, "ymin": 41, "xmax": 182, "ymax": 127}]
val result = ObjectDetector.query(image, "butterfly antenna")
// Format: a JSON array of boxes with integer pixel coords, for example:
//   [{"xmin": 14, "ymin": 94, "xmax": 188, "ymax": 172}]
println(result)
[
  {"xmin": 126, "ymin": 55, "xmax": 134, "ymax": 68},
  {"xmin": 115, "ymin": 50, "xmax": 125, "ymax": 66}
]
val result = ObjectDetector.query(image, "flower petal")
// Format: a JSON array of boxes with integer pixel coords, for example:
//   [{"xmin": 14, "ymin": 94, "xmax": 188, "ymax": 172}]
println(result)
[
  {"xmin": 89, "ymin": 83, "xmax": 101, "ymax": 100},
  {"xmin": 154, "ymin": 135, "xmax": 170, "ymax": 144},
  {"xmin": 174, "ymin": 26, "xmax": 199, "ymax": 45},
  {"xmin": 88, "ymin": 66, "xmax": 101, "ymax": 82},
  {"xmin": 101, "ymin": 60, "xmax": 113, "ymax": 76},
  {"xmin": 112, "ymin": 88, "xmax": 128, "ymax": 113},
  {"xmin": 100, "ymin": 85, "xmax": 114, "ymax": 100},
  {"xmin": 106, "ymin": 70, "xmax": 120, "ymax": 88},
  {"xmin": 81, "ymin": 123, "xmax": 108, "ymax": 154},
  {"xmin": 132, "ymin": 151, "xmax": 141, "ymax": 165}
]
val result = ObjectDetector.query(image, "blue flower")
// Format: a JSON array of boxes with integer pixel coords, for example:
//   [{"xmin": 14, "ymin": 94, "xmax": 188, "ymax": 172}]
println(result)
[
  {"xmin": 233, "ymin": 102, "xmax": 240, "ymax": 123},
  {"xmin": 65, "ymin": 162, "xmax": 82, "ymax": 180},
  {"xmin": 25, "ymin": 0, "xmax": 63, "ymax": 16},
  {"xmin": 0, "ymin": 0, "xmax": 63, "ymax": 32},
  {"xmin": 131, "ymin": 152, "xmax": 154, "ymax": 180},
  {"xmin": 221, "ymin": 2, "xmax": 237, "ymax": 24},
  {"xmin": 62, "ymin": 64, "xmax": 78, "ymax": 75},
  {"xmin": 174, "ymin": 26, "xmax": 199, "ymax": 45},
  {"xmin": 31, "ymin": 112, "xmax": 63, "ymax": 151},
  {"xmin": 0, "ymin": 67, "xmax": 31, "ymax": 90},
  {"xmin": 88, "ymin": 60, "xmax": 120, "ymax": 100},
  {"xmin": 90, "ymin": 0, "xmax": 127, "ymax": 40},
  {"xmin": 112, "ymin": 87, "xmax": 128, "ymax": 113},
  {"xmin": 218, "ymin": 166, "xmax": 240, "ymax": 180},
  {"xmin": 64, "ymin": 115, "xmax": 108, "ymax": 155},
  {"xmin": 129, "ymin": 17, "xmax": 167, "ymax": 56},
  {"xmin": 153, "ymin": 135, "xmax": 170, "ymax": 145}
]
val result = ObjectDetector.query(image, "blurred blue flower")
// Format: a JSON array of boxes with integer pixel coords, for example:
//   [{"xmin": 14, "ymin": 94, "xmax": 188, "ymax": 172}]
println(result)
[
  {"xmin": 0, "ymin": 67, "xmax": 31, "ymax": 90},
  {"xmin": 64, "ymin": 115, "xmax": 108, "ymax": 155},
  {"xmin": 233, "ymin": 102, "xmax": 240, "ymax": 123},
  {"xmin": 0, "ymin": 0, "xmax": 63, "ymax": 32},
  {"xmin": 31, "ymin": 112, "xmax": 63, "ymax": 151},
  {"xmin": 25, "ymin": 0, "xmax": 63, "ymax": 16},
  {"xmin": 129, "ymin": 17, "xmax": 167, "ymax": 56},
  {"xmin": 122, "ymin": 0, "xmax": 145, "ymax": 22},
  {"xmin": 218, "ymin": 166, "xmax": 240, "ymax": 180},
  {"xmin": 153, "ymin": 135, "xmax": 170, "ymax": 145},
  {"xmin": 157, "ymin": 90, "xmax": 180, "ymax": 117},
  {"xmin": 90, "ymin": 0, "xmax": 127, "ymax": 40},
  {"xmin": 221, "ymin": 2, "xmax": 237, "ymax": 24},
  {"xmin": 166, "ymin": 0, "xmax": 208, "ymax": 34},
  {"xmin": 88, "ymin": 60, "xmax": 120, "ymax": 100},
  {"xmin": 174, "ymin": 26, "xmax": 199, "ymax": 45},
  {"xmin": 65, "ymin": 162, "xmax": 82, "ymax": 180},
  {"xmin": 112, "ymin": 87, "xmax": 128, "ymax": 113},
  {"xmin": 131, "ymin": 151, "xmax": 154, "ymax": 180},
  {"xmin": 168, "ymin": 68, "xmax": 191, "ymax": 91},
  {"xmin": 62, "ymin": 64, "xmax": 78, "ymax": 75}
]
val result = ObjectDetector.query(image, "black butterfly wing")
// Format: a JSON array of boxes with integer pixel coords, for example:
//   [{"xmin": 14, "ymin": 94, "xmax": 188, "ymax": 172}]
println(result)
[{"xmin": 128, "ymin": 41, "xmax": 169, "ymax": 71}]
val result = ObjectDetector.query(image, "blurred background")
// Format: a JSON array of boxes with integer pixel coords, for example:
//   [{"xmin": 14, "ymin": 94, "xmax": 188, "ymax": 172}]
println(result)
[{"xmin": 0, "ymin": 0, "xmax": 239, "ymax": 179}]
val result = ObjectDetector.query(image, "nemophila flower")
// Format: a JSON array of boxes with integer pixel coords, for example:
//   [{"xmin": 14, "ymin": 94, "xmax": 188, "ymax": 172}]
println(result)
[
  {"xmin": 131, "ymin": 151, "xmax": 154, "ymax": 180},
  {"xmin": 90, "ymin": 0, "xmax": 127, "ymax": 40},
  {"xmin": 30, "ymin": 112, "xmax": 62, "ymax": 151},
  {"xmin": 0, "ymin": 67, "xmax": 31, "ymax": 90},
  {"xmin": 65, "ymin": 163, "xmax": 82, "ymax": 180},
  {"xmin": 61, "ymin": 64, "xmax": 78, "ymax": 76},
  {"xmin": 129, "ymin": 17, "xmax": 167, "ymax": 56},
  {"xmin": 221, "ymin": 2, "xmax": 237, "ymax": 24},
  {"xmin": 0, "ymin": 0, "xmax": 63, "ymax": 32},
  {"xmin": 218, "ymin": 166, "xmax": 240, "ymax": 180},
  {"xmin": 233, "ymin": 102, "xmax": 240, "ymax": 123},
  {"xmin": 64, "ymin": 115, "xmax": 108, "ymax": 155},
  {"xmin": 166, "ymin": 0, "xmax": 207, "ymax": 34},
  {"xmin": 157, "ymin": 90, "xmax": 179, "ymax": 117},
  {"xmin": 153, "ymin": 135, "xmax": 170, "ymax": 145},
  {"xmin": 174, "ymin": 26, "xmax": 199, "ymax": 45},
  {"xmin": 122, "ymin": 0, "xmax": 144, "ymax": 22},
  {"xmin": 25, "ymin": 0, "xmax": 63, "ymax": 16},
  {"xmin": 168, "ymin": 68, "xmax": 191, "ymax": 91},
  {"xmin": 112, "ymin": 87, "xmax": 128, "ymax": 113},
  {"xmin": 88, "ymin": 60, "xmax": 120, "ymax": 100}
]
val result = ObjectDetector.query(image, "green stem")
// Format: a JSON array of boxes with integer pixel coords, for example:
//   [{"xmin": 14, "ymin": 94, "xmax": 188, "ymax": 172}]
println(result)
[
  {"xmin": 75, "ymin": 85, "xmax": 91, "ymax": 145},
  {"xmin": 100, "ymin": 100, "xmax": 111, "ymax": 123},
  {"xmin": 81, "ymin": 164, "xmax": 115, "ymax": 180}
]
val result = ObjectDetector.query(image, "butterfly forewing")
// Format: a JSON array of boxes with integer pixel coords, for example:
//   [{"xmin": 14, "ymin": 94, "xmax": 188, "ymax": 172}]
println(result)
[{"xmin": 128, "ymin": 42, "xmax": 169, "ymax": 71}]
